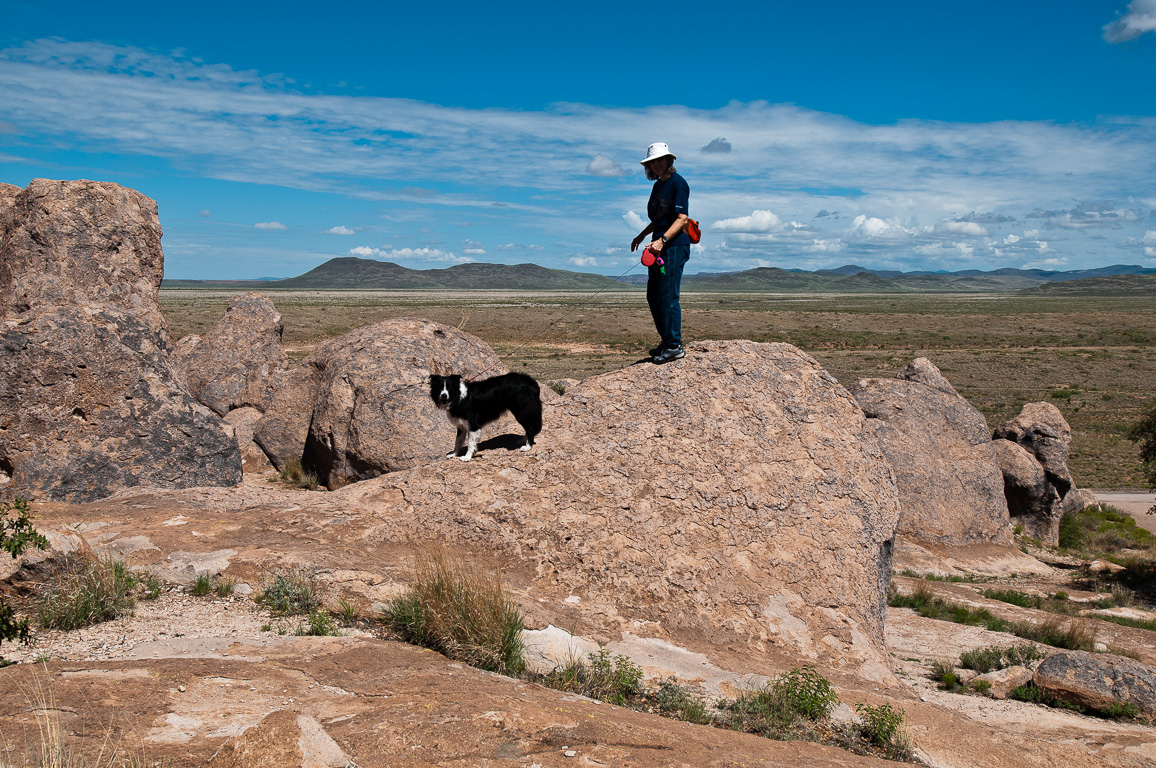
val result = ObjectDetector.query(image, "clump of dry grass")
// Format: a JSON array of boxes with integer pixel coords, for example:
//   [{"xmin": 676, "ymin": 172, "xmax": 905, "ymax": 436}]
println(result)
[
  {"xmin": 36, "ymin": 550, "xmax": 136, "ymax": 631},
  {"xmin": 277, "ymin": 457, "xmax": 319, "ymax": 491},
  {"xmin": 383, "ymin": 546, "xmax": 525, "ymax": 676}
]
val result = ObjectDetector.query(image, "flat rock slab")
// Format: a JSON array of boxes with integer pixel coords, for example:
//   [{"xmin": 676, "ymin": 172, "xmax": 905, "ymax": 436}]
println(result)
[{"xmin": 0, "ymin": 636, "xmax": 895, "ymax": 768}]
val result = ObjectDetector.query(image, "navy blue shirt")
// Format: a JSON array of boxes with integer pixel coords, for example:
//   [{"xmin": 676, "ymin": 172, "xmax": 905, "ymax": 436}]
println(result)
[{"xmin": 647, "ymin": 171, "xmax": 690, "ymax": 246}]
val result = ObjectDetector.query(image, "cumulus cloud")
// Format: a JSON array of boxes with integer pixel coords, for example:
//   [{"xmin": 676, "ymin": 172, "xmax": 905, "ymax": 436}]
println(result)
[
  {"xmin": 463, "ymin": 248, "xmax": 486, "ymax": 255},
  {"xmin": 623, "ymin": 210, "xmax": 646, "ymax": 231},
  {"xmin": 1104, "ymin": 0, "xmax": 1156, "ymax": 42},
  {"xmin": 254, "ymin": 221, "xmax": 286, "ymax": 230},
  {"xmin": 325, "ymin": 225, "xmax": 355, "ymax": 235},
  {"xmin": 712, "ymin": 210, "xmax": 785, "ymax": 233},
  {"xmin": 569, "ymin": 256, "xmax": 599, "ymax": 267},
  {"xmin": 700, "ymin": 137, "xmax": 732, "ymax": 154},
  {"xmin": 804, "ymin": 238, "xmax": 845, "ymax": 253},
  {"xmin": 954, "ymin": 211, "xmax": 1016, "ymax": 224},
  {"xmin": 198, "ymin": 209, "xmax": 211, "ymax": 218},
  {"xmin": 939, "ymin": 220, "xmax": 988, "ymax": 237},
  {"xmin": 586, "ymin": 154, "xmax": 627, "ymax": 177},
  {"xmin": 849, "ymin": 214, "xmax": 914, "ymax": 239},
  {"xmin": 1026, "ymin": 202, "xmax": 1142, "ymax": 229}
]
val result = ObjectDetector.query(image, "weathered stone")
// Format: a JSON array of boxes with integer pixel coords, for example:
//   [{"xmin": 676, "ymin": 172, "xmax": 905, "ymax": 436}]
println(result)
[
  {"xmin": 342, "ymin": 340, "xmax": 903, "ymax": 670},
  {"xmin": 987, "ymin": 439, "xmax": 1061, "ymax": 542},
  {"xmin": 0, "ymin": 179, "xmax": 168, "ymax": 335},
  {"xmin": 993, "ymin": 402, "xmax": 1074, "ymax": 497},
  {"xmin": 850, "ymin": 360, "xmax": 1011, "ymax": 545},
  {"xmin": 0, "ymin": 305, "xmax": 242, "ymax": 501},
  {"xmin": 225, "ymin": 406, "xmax": 274, "ymax": 474},
  {"xmin": 972, "ymin": 665, "xmax": 1034, "ymax": 699},
  {"xmin": 257, "ymin": 317, "xmax": 506, "ymax": 486},
  {"xmin": 1057, "ymin": 488, "xmax": 1099, "ymax": 517},
  {"xmin": 1034, "ymin": 650, "xmax": 1156, "ymax": 720},
  {"xmin": 173, "ymin": 292, "xmax": 288, "ymax": 415}
]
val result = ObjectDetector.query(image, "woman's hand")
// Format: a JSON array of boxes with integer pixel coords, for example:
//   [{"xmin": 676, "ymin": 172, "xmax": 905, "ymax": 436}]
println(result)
[
  {"xmin": 650, "ymin": 239, "xmax": 664, "ymax": 254},
  {"xmin": 630, "ymin": 234, "xmax": 645, "ymax": 252}
]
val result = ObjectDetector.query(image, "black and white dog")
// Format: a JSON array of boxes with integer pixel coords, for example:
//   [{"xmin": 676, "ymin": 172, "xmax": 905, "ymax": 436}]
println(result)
[{"xmin": 429, "ymin": 372, "xmax": 542, "ymax": 462}]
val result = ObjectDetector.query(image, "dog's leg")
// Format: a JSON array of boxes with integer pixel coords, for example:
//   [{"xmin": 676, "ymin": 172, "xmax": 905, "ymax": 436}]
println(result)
[
  {"xmin": 448, "ymin": 425, "xmax": 467, "ymax": 459},
  {"xmin": 459, "ymin": 429, "xmax": 481, "ymax": 461}
]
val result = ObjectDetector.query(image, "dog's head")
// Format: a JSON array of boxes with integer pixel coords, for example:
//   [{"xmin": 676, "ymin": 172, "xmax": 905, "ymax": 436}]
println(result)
[{"xmin": 429, "ymin": 374, "xmax": 463, "ymax": 410}]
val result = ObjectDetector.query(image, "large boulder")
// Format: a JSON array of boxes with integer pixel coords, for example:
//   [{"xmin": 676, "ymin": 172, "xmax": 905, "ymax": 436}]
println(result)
[
  {"xmin": 0, "ymin": 179, "xmax": 241, "ymax": 501},
  {"xmin": 0, "ymin": 179, "xmax": 168, "ymax": 335},
  {"xmin": 849, "ymin": 358, "xmax": 1011, "ymax": 545},
  {"xmin": 341, "ymin": 340, "xmax": 903, "ymax": 672},
  {"xmin": 993, "ymin": 402, "xmax": 1074, "ymax": 496},
  {"xmin": 1034, "ymin": 651, "xmax": 1156, "ymax": 721},
  {"xmin": 986, "ymin": 439, "xmax": 1062, "ymax": 541},
  {"xmin": 173, "ymin": 292, "xmax": 288, "ymax": 415},
  {"xmin": 0, "ymin": 305, "xmax": 242, "ymax": 501},
  {"xmin": 254, "ymin": 318, "xmax": 505, "ymax": 484}
]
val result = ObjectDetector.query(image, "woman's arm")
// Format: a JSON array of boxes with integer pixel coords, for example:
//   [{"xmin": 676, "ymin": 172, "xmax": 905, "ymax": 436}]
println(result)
[
  {"xmin": 631, "ymin": 222, "xmax": 658, "ymax": 252},
  {"xmin": 649, "ymin": 213, "xmax": 688, "ymax": 254}
]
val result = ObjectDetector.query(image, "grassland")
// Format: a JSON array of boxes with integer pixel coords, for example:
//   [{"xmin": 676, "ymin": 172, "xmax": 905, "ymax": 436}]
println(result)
[{"xmin": 160, "ymin": 289, "xmax": 1156, "ymax": 489}]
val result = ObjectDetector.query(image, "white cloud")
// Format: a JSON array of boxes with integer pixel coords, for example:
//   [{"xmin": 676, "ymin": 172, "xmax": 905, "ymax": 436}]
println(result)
[
  {"xmin": 1021, "ymin": 256, "xmax": 1070, "ymax": 269},
  {"xmin": 325, "ymin": 225, "xmax": 355, "ymax": 235},
  {"xmin": 804, "ymin": 238, "xmax": 845, "ymax": 253},
  {"xmin": 198, "ymin": 209, "xmax": 211, "ymax": 218},
  {"xmin": 254, "ymin": 221, "xmax": 286, "ymax": 230},
  {"xmin": 1146, "ymin": 246, "xmax": 1156, "ymax": 257},
  {"xmin": 849, "ymin": 215, "xmax": 914, "ymax": 239},
  {"xmin": 586, "ymin": 154, "xmax": 627, "ymax": 177},
  {"xmin": 1144, "ymin": 230, "xmax": 1156, "ymax": 242},
  {"xmin": 1003, "ymin": 234, "xmax": 1021, "ymax": 244},
  {"xmin": 914, "ymin": 241, "xmax": 974, "ymax": 257},
  {"xmin": 712, "ymin": 210, "xmax": 785, "ymax": 233},
  {"xmin": 569, "ymin": 256, "xmax": 599, "ymax": 267},
  {"xmin": 623, "ymin": 211, "xmax": 646, "ymax": 231},
  {"xmin": 939, "ymin": 220, "xmax": 988, "ymax": 237},
  {"xmin": 1104, "ymin": 0, "xmax": 1156, "ymax": 42},
  {"xmin": 463, "ymin": 248, "xmax": 486, "ymax": 255}
]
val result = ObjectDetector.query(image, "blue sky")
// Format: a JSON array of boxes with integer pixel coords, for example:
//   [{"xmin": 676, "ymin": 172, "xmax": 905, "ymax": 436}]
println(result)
[{"xmin": 2, "ymin": 0, "xmax": 1155, "ymax": 279}]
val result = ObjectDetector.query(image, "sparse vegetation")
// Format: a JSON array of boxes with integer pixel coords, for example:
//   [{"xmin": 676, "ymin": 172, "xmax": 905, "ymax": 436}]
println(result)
[
  {"xmin": 258, "ymin": 568, "xmax": 323, "ymax": 616},
  {"xmin": 215, "ymin": 574, "xmax": 236, "ymax": 598},
  {"xmin": 296, "ymin": 607, "xmax": 340, "ymax": 637},
  {"xmin": 36, "ymin": 553, "xmax": 137, "ymax": 631},
  {"xmin": 140, "ymin": 571, "xmax": 164, "ymax": 600},
  {"xmin": 337, "ymin": 597, "xmax": 360, "ymax": 625},
  {"xmin": 855, "ymin": 702, "xmax": 912, "ymax": 760},
  {"xmin": 277, "ymin": 457, "xmax": 320, "ymax": 491},
  {"xmin": 648, "ymin": 678, "xmax": 713, "ymax": 724},
  {"xmin": 1, "ymin": 498, "xmax": 48, "ymax": 661},
  {"xmin": 1128, "ymin": 400, "xmax": 1156, "ymax": 492},
  {"xmin": 534, "ymin": 648, "xmax": 643, "ymax": 705},
  {"xmin": 383, "ymin": 547, "xmax": 525, "ymax": 676},
  {"xmin": 190, "ymin": 572, "xmax": 212, "ymax": 597}
]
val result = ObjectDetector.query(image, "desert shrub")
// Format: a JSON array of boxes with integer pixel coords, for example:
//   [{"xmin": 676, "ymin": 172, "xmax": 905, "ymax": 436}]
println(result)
[
  {"xmin": 383, "ymin": 547, "xmax": 525, "ymax": 676},
  {"xmin": 215, "ymin": 574, "xmax": 237, "ymax": 598},
  {"xmin": 889, "ymin": 582, "xmax": 1010, "ymax": 632},
  {"xmin": 970, "ymin": 679, "xmax": 993, "ymax": 695},
  {"xmin": 337, "ymin": 597, "xmax": 360, "ymax": 625},
  {"xmin": 650, "ymin": 678, "xmax": 714, "ymax": 724},
  {"xmin": 856, "ymin": 702, "xmax": 908, "ymax": 757},
  {"xmin": 37, "ymin": 553, "xmax": 136, "ymax": 630},
  {"xmin": 190, "ymin": 572, "xmax": 213, "ymax": 597},
  {"xmin": 959, "ymin": 646, "xmax": 1004, "ymax": 673},
  {"xmin": 278, "ymin": 457, "xmax": 319, "ymax": 491},
  {"xmin": 772, "ymin": 665, "xmax": 839, "ymax": 720},
  {"xmin": 1, "ymin": 498, "xmax": 48, "ymax": 658},
  {"xmin": 140, "ymin": 571, "xmax": 164, "ymax": 600},
  {"xmin": 715, "ymin": 665, "xmax": 839, "ymax": 739},
  {"xmin": 1100, "ymin": 700, "xmax": 1141, "ymax": 720},
  {"xmin": 1060, "ymin": 504, "xmax": 1156, "ymax": 556},
  {"xmin": 296, "ymin": 607, "xmax": 339, "ymax": 636},
  {"xmin": 1009, "ymin": 616, "xmax": 1096, "ymax": 652},
  {"xmin": 258, "ymin": 568, "xmax": 322, "ymax": 616},
  {"xmin": 537, "ymin": 648, "xmax": 644, "ymax": 705},
  {"xmin": 1003, "ymin": 643, "xmax": 1045, "ymax": 667}
]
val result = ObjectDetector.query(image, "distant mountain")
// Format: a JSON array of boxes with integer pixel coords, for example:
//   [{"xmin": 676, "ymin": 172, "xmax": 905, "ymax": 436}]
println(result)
[
  {"xmin": 1017, "ymin": 273, "xmax": 1156, "ymax": 296},
  {"xmin": 161, "ymin": 259, "xmax": 1156, "ymax": 293}
]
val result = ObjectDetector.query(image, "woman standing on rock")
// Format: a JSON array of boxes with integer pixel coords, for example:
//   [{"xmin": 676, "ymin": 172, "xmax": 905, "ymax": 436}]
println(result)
[{"xmin": 630, "ymin": 142, "xmax": 690, "ymax": 364}]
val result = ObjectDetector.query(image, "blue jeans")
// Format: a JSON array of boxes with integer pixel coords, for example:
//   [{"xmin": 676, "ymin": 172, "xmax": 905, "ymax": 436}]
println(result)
[{"xmin": 646, "ymin": 244, "xmax": 689, "ymax": 349}]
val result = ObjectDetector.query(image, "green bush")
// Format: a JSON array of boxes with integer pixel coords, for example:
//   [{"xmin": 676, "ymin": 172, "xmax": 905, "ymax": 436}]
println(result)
[
  {"xmin": 772, "ymin": 665, "xmax": 839, "ymax": 720},
  {"xmin": 1, "ymin": 498, "xmax": 48, "ymax": 659},
  {"xmin": 190, "ymin": 572, "xmax": 213, "ymax": 597},
  {"xmin": 37, "ymin": 553, "xmax": 136, "ymax": 630},
  {"xmin": 384, "ymin": 547, "xmax": 525, "ymax": 676},
  {"xmin": 258, "ymin": 568, "xmax": 322, "ymax": 616},
  {"xmin": 296, "ymin": 607, "xmax": 339, "ymax": 636},
  {"xmin": 855, "ymin": 702, "xmax": 905, "ymax": 747},
  {"xmin": 537, "ymin": 649, "xmax": 644, "ymax": 705},
  {"xmin": 959, "ymin": 646, "xmax": 1004, "ymax": 673}
]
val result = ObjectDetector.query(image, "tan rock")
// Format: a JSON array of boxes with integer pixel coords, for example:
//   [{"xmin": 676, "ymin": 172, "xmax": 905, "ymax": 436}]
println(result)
[
  {"xmin": 987, "ymin": 439, "xmax": 1062, "ymax": 543},
  {"xmin": 850, "ymin": 359, "xmax": 1011, "ymax": 546},
  {"xmin": 174, "ymin": 292, "xmax": 288, "ymax": 415},
  {"xmin": 993, "ymin": 402, "xmax": 1074, "ymax": 496},
  {"xmin": 971, "ymin": 665, "xmax": 1033, "ymax": 699}
]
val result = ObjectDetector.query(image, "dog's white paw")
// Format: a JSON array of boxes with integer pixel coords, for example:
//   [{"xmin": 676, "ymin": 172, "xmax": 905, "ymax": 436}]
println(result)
[
  {"xmin": 458, "ymin": 454, "xmax": 473, "ymax": 462},
  {"xmin": 445, "ymin": 451, "xmax": 457, "ymax": 459},
  {"xmin": 519, "ymin": 444, "xmax": 532, "ymax": 452}
]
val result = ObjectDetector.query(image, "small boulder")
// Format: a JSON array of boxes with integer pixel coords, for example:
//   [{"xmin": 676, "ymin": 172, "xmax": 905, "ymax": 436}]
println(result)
[
  {"xmin": 173, "ymin": 292, "xmax": 288, "ymax": 415},
  {"xmin": 850, "ymin": 359, "xmax": 1011, "ymax": 545},
  {"xmin": 972, "ymin": 665, "xmax": 1034, "ymax": 699},
  {"xmin": 1033, "ymin": 651, "xmax": 1156, "ymax": 720},
  {"xmin": 224, "ymin": 406, "xmax": 274, "ymax": 474},
  {"xmin": 1057, "ymin": 487, "xmax": 1099, "ymax": 517}
]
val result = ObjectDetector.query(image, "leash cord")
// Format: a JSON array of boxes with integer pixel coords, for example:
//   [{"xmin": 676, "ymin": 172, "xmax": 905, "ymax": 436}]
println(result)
[{"xmin": 467, "ymin": 261, "xmax": 644, "ymax": 381}]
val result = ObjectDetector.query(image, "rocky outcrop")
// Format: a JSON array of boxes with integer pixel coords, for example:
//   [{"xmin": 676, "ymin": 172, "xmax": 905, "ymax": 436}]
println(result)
[
  {"xmin": 0, "ymin": 178, "xmax": 168, "ymax": 335},
  {"xmin": 173, "ymin": 292, "xmax": 288, "ymax": 415},
  {"xmin": 0, "ymin": 306, "xmax": 242, "ymax": 501},
  {"xmin": 850, "ymin": 358, "xmax": 1011, "ymax": 546},
  {"xmin": 342, "ymin": 340, "xmax": 903, "ymax": 671},
  {"xmin": 1034, "ymin": 651, "xmax": 1156, "ymax": 720},
  {"xmin": 0, "ymin": 179, "xmax": 241, "ymax": 501},
  {"xmin": 255, "ymin": 318, "xmax": 505, "ymax": 485},
  {"xmin": 992, "ymin": 403, "xmax": 1080, "ymax": 545},
  {"xmin": 972, "ymin": 665, "xmax": 1034, "ymax": 699}
]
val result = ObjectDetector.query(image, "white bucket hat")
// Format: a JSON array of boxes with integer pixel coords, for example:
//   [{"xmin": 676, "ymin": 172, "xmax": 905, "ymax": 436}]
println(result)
[{"xmin": 639, "ymin": 142, "xmax": 676, "ymax": 165}]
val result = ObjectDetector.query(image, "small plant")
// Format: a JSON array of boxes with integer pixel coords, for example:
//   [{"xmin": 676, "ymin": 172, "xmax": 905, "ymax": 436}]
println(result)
[
  {"xmin": 549, "ymin": 381, "xmax": 566, "ymax": 395},
  {"xmin": 1, "ymin": 498, "xmax": 49, "ymax": 660},
  {"xmin": 1100, "ymin": 700, "xmax": 1141, "ymax": 720},
  {"xmin": 537, "ymin": 648, "xmax": 644, "ymax": 705},
  {"xmin": 296, "ymin": 607, "xmax": 340, "ymax": 636},
  {"xmin": 959, "ymin": 646, "xmax": 1005, "ymax": 673},
  {"xmin": 1128, "ymin": 400, "xmax": 1156, "ymax": 492},
  {"xmin": 37, "ymin": 552, "xmax": 136, "ymax": 630},
  {"xmin": 384, "ymin": 547, "xmax": 525, "ymax": 676},
  {"xmin": 855, "ymin": 702, "xmax": 907, "ymax": 754},
  {"xmin": 970, "ymin": 679, "xmax": 993, "ymax": 695},
  {"xmin": 1010, "ymin": 616, "xmax": 1096, "ymax": 652},
  {"xmin": 336, "ymin": 597, "xmax": 360, "ymax": 625},
  {"xmin": 261, "ymin": 623, "xmax": 273, "ymax": 632},
  {"xmin": 215, "ymin": 574, "xmax": 237, "ymax": 598},
  {"xmin": 771, "ymin": 665, "xmax": 839, "ymax": 720},
  {"xmin": 278, "ymin": 457, "xmax": 320, "ymax": 491},
  {"xmin": 141, "ymin": 571, "xmax": 164, "ymax": 600},
  {"xmin": 259, "ymin": 568, "xmax": 323, "ymax": 616},
  {"xmin": 190, "ymin": 572, "xmax": 213, "ymax": 597}
]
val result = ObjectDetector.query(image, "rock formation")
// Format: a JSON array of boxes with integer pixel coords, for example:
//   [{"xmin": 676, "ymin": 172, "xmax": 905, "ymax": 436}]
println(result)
[
  {"xmin": 255, "ymin": 318, "xmax": 505, "ymax": 486},
  {"xmin": 173, "ymin": 292, "xmax": 288, "ymax": 415},
  {"xmin": 341, "ymin": 340, "xmax": 903, "ymax": 671},
  {"xmin": 0, "ymin": 179, "xmax": 241, "ymax": 501},
  {"xmin": 850, "ymin": 358, "xmax": 1011, "ymax": 545},
  {"xmin": 1034, "ymin": 650, "xmax": 1156, "ymax": 721},
  {"xmin": 992, "ymin": 402, "xmax": 1084, "ymax": 544}
]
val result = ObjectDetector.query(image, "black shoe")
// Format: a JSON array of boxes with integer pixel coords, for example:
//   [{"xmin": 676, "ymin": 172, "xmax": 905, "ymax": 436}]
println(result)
[
  {"xmin": 652, "ymin": 346, "xmax": 686, "ymax": 364},
  {"xmin": 648, "ymin": 345, "xmax": 664, "ymax": 357}
]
